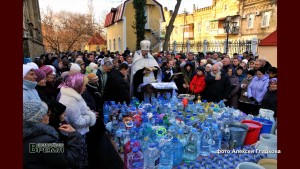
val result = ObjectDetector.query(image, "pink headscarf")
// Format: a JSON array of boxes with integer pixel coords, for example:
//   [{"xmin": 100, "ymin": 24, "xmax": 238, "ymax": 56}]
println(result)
[{"xmin": 58, "ymin": 73, "xmax": 85, "ymax": 93}]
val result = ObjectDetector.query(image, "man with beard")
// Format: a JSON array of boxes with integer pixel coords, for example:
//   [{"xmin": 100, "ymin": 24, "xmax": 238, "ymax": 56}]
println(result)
[
  {"xmin": 130, "ymin": 40, "xmax": 161, "ymax": 101},
  {"xmin": 203, "ymin": 64, "xmax": 231, "ymax": 103}
]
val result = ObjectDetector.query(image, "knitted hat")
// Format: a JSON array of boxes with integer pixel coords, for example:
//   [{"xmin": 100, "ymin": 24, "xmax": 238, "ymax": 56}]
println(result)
[
  {"xmin": 23, "ymin": 64, "xmax": 34, "ymax": 78},
  {"xmin": 89, "ymin": 62, "xmax": 98, "ymax": 69},
  {"xmin": 40, "ymin": 65, "xmax": 53, "ymax": 76},
  {"xmin": 269, "ymin": 78, "xmax": 277, "ymax": 84},
  {"xmin": 26, "ymin": 62, "xmax": 39, "ymax": 70},
  {"xmin": 86, "ymin": 73, "xmax": 99, "ymax": 83},
  {"xmin": 48, "ymin": 65, "xmax": 56, "ymax": 75},
  {"xmin": 23, "ymin": 100, "xmax": 48, "ymax": 123},
  {"xmin": 200, "ymin": 59, "xmax": 207, "ymax": 65},
  {"xmin": 69, "ymin": 63, "xmax": 81, "ymax": 76},
  {"xmin": 242, "ymin": 59, "xmax": 248, "ymax": 64},
  {"xmin": 35, "ymin": 69, "xmax": 46, "ymax": 82}
]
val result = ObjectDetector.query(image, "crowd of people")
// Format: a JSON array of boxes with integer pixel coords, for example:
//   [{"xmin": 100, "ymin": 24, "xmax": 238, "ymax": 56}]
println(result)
[{"xmin": 23, "ymin": 40, "xmax": 277, "ymax": 169}]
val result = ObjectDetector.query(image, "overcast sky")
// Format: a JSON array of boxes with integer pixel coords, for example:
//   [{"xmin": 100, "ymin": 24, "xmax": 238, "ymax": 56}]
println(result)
[{"xmin": 39, "ymin": 0, "xmax": 212, "ymax": 21}]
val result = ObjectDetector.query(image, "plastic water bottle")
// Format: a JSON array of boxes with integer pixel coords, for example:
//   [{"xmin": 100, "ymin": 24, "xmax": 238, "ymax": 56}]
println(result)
[
  {"xmin": 177, "ymin": 128, "xmax": 187, "ymax": 146},
  {"xmin": 211, "ymin": 124, "xmax": 222, "ymax": 153},
  {"xmin": 103, "ymin": 102, "xmax": 110, "ymax": 124},
  {"xmin": 183, "ymin": 128, "xmax": 198, "ymax": 163},
  {"xmin": 111, "ymin": 116, "xmax": 118, "ymax": 139},
  {"xmin": 222, "ymin": 125, "xmax": 230, "ymax": 149},
  {"xmin": 124, "ymin": 139, "xmax": 141, "ymax": 169},
  {"xmin": 199, "ymin": 127, "xmax": 212, "ymax": 156},
  {"xmin": 172, "ymin": 138, "xmax": 184, "ymax": 167},
  {"xmin": 127, "ymin": 147, "xmax": 144, "ymax": 169},
  {"xmin": 143, "ymin": 143, "xmax": 160, "ymax": 169},
  {"xmin": 159, "ymin": 137, "xmax": 173, "ymax": 169}
]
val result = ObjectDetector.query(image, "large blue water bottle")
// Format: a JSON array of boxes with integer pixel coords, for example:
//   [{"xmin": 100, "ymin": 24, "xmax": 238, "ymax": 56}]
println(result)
[
  {"xmin": 183, "ymin": 128, "xmax": 198, "ymax": 163},
  {"xmin": 143, "ymin": 143, "xmax": 160, "ymax": 169},
  {"xmin": 172, "ymin": 138, "xmax": 184, "ymax": 166},
  {"xmin": 103, "ymin": 102, "xmax": 110, "ymax": 124},
  {"xmin": 211, "ymin": 124, "xmax": 222, "ymax": 153},
  {"xmin": 199, "ymin": 127, "xmax": 212, "ymax": 156},
  {"xmin": 159, "ymin": 136, "xmax": 173, "ymax": 169}
]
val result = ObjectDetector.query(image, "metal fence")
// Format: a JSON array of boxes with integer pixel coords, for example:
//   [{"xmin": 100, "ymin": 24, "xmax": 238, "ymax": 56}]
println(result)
[{"xmin": 168, "ymin": 39, "xmax": 258, "ymax": 55}]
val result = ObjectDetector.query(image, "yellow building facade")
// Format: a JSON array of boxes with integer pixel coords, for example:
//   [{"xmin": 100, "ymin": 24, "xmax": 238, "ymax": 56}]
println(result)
[
  {"xmin": 162, "ymin": 0, "xmax": 277, "ymax": 54},
  {"xmin": 104, "ymin": 0, "xmax": 165, "ymax": 53}
]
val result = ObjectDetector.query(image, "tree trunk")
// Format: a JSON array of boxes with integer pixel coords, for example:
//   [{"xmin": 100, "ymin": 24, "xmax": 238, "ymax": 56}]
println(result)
[{"xmin": 163, "ymin": 0, "xmax": 182, "ymax": 52}]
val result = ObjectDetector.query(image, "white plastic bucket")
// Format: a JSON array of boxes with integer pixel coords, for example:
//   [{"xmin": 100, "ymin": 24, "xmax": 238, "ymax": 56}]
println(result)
[{"xmin": 236, "ymin": 162, "xmax": 265, "ymax": 169}]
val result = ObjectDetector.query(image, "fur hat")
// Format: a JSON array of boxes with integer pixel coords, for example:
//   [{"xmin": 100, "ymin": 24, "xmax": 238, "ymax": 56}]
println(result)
[
  {"xmin": 35, "ymin": 69, "xmax": 46, "ymax": 82},
  {"xmin": 23, "ymin": 64, "xmax": 34, "ymax": 78},
  {"xmin": 140, "ymin": 40, "xmax": 151, "ymax": 51},
  {"xmin": 40, "ymin": 65, "xmax": 53, "ymax": 76},
  {"xmin": 26, "ymin": 62, "xmax": 39, "ymax": 70},
  {"xmin": 196, "ymin": 66, "xmax": 205, "ymax": 73},
  {"xmin": 23, "ymin": 100, "xmax": 48, "ymax": 123}
]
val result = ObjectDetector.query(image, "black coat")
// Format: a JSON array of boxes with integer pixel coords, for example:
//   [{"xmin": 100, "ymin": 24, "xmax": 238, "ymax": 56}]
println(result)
[
  {"xmin": 104, "ymin": 69, "xmax": 130, "ymax": 104},
  {"xmin": 23, "ymin": 122, "xmax": 82, "ymax": 169},
  {"xmin": 82, "ymin": 83, "xmax": 102, "ymax": 112},
  {"xmin": 203, "ymin": 72, "xmax": 231, "ymax": 103},
  {"xmin": 261, "ymin": 89, "xmax": 277, "ymax": 118},
  {"xmin": 161, "ymin": 66, "xmax": 185, "ymax": 94}
]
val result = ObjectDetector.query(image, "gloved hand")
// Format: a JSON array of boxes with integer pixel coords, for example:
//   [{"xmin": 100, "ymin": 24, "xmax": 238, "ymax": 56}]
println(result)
[{"xmin": 249, "ymin": 97, "xmax": 255, "ymax": 101}]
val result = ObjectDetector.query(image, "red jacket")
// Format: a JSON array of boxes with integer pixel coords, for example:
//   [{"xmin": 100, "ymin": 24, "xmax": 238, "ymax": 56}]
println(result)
[{"xmin": 189, "ymin": 75, "xmax": 206, "ymax": 94}]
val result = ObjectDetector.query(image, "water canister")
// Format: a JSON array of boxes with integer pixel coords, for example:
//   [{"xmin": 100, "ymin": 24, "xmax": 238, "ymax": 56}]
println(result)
[
  {"xmin": 259, "ymin": 108, "xmax": 276, "ymax": 134},
  {"xmin": 235, "ymin": 162, "xmax": 265, "ymax": 169}
]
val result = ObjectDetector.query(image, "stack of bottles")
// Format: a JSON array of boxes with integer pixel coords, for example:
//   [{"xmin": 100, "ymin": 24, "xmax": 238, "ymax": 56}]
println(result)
[{"xmin": 103, "ymin": 92, "xmax": 267, "ymax": 169}]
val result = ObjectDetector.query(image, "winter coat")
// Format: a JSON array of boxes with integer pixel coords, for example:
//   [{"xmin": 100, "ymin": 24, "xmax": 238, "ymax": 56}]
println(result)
[
  {"xmin": 103, "ymin": 69, "xmax": 130, "ymax": 104},
  {"xmin": 59, "ymin": 87, "xmax": 96, "ymax": 135},
  {"xmin": 262, "ymin": 89, "xmax": 277, "ymax": 117},
  {"xmin": 23, "ymin": 121, "xmax": 82, "ymax": 169},
  {"xmin": 228, "ymin": 75, "xmax": 240, "ymax": 108},
  {"xmin": 23, "ymin": 80, "xmax": 41, "ymax": 102},
  {"xmin": 229, "ymin": 76, "xmax": 240, "ymax": 97},
  {"xmin": 239, "ymin": 77, "xmax": 254, "ymax": 103},
  {"xmin": 247, "ymin": 75, "xmax": 269, "ymax": 103},
  {"xmin": 204, "ymin": 72, "xmax": 231, "ymax": 103},
  {"xmin": 189, "ymin": 74, "xmax": 206, "ymax": 94},
  {"xmin": 82, "ymin": 83, "xmax": 102, "ymax": 111}
]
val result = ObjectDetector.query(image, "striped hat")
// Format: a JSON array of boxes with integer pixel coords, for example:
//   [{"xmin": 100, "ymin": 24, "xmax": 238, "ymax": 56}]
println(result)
[
  {"xmin": 35, "ymin": 69, "xmax": 46, "ymax": 82},
  {"xmin": 40, "ymin": 65, "xmax": 53, "ymax": 76}
]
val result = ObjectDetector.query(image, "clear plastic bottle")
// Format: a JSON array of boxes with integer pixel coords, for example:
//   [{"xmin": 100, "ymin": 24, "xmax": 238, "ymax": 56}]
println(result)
[
  {"xmin": 222, "ymin": 125, "xmax": 230, "ymax": 149},
  {"xmin": 143, "ymin": 143, "xmax": 160, "ymax": 169},
  {"xmin": 158, "ymin": 137, "xmax": 173, "ymax": 169},
  {"xmin": 177, "ymin": 128, "xmax": 187, "ymax": 147},
  {"xmin": 199, "ymin": 127, "xmax": 212, "ymax": 156},
  {"xmin": 210, "ymin": 124, "xmax": 222, "ymax": 153},
  {"xmin": 172, "ymin": 138, "xmax": 184, "ymax": 167},
  {"xmin": 183, "ymin": 128, "xmax": 198, "ymax": 163},
  {"xmin": 127, "ymin": 147, "xmax": 144, "ymax": 169},
  {"xmin": 103, "ymin": 102, "xmax": 110, "ymax": 124}
]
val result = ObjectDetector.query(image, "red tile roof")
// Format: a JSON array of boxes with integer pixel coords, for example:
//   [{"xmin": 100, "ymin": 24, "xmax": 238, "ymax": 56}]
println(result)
[
  {"xmin": 259, "ymin": 30, "xmax": 277, "ymax": 46},
  {"xmin": 87, "ymin": 33, "xmax": 106, "ymax": 45}
]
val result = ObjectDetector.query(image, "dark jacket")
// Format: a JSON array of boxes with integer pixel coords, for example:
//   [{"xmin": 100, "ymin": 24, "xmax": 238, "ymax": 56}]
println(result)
[
  {"xmin": 23, "ymin": 122, "xmax": 82, "ymax": 169},
  {"xmin": 203, "ymin": 72, "xmax": 231, "ymax": 102},
  {"xmin": 82, "ymin": 82, "xmax": 102, "ymax": 112},
  {"xmin": 262, "ymin": 89, "xmax": 277, "ymax": 118},
  {"xmin": 104, "ymin": 69, "xmax": 130, "ymax": 104},
  {"xmin": 162, "ymin": 66, "xmax": 185, "ymax": 94}
]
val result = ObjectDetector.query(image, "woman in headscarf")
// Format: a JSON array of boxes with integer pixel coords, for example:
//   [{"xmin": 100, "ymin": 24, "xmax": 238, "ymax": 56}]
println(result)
[
  {"xmin": 23, "ymin": 100, "xmax": 82, "ymax": 169},
  {"xmin": 227, "ymin": 67, "xmax": 240, "ymax": 109},
  {"xmin": 58, "ymin": 73, "xmax": 96, "ymax": 169}
]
